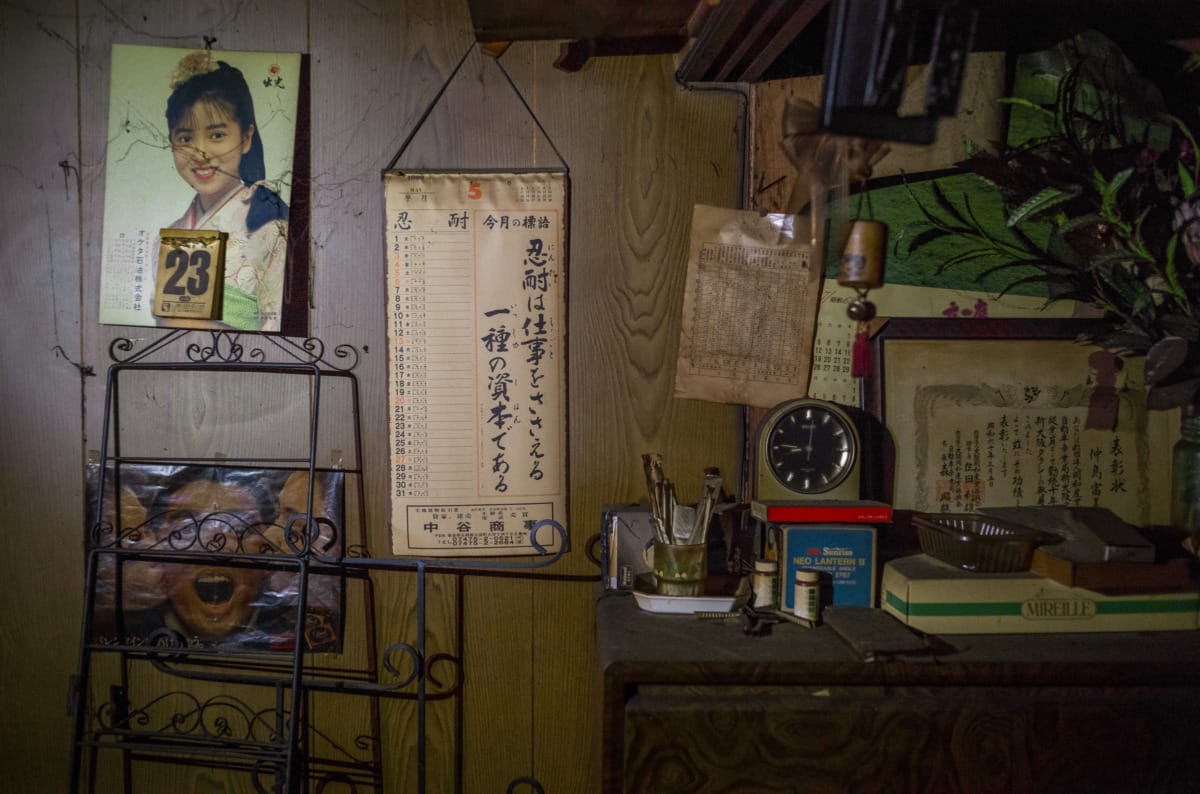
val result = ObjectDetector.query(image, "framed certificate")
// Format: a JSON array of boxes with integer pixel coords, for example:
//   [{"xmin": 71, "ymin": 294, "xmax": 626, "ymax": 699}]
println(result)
[{"xmin": 863, "ymin": 318, "xmax": 1174, "ymax": 526}]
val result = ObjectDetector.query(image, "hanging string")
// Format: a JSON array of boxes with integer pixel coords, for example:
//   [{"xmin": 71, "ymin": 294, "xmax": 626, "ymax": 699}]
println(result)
[
  {"xmin": 386, "ymin": 44, "xmax": 474, "ymax": 172},
  {"xmin": 492, "ymin": 52, "xmax": 569, "ymax": 171},
  {"xmin": 386, "ymin": 43, "xmax": 568, "ymax": 173}
]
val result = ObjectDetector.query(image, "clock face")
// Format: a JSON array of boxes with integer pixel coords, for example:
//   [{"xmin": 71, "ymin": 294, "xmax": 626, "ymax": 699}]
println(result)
[{"xmin": 757, "ymin": 399, "xmax": 860, "ymax": 499}]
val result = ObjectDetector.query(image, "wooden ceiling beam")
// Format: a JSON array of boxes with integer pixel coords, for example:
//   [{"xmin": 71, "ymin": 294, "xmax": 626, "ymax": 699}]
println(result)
[
  {"xmin": 675, "ymin": 1, "xmax": 759, "ymax": 83},
  {"xmin": 738, "ymin": 0, "xmax": 828, "ymax": 82},
  {"xmin": 675, "ymin": 0, "xmax": 830, "ymax": 84}
]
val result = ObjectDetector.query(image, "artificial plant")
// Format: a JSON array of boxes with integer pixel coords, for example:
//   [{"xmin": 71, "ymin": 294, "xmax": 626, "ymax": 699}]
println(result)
[{"xmin": 909, "ymin": 32, "xmax": 1200, "ymax": 409}]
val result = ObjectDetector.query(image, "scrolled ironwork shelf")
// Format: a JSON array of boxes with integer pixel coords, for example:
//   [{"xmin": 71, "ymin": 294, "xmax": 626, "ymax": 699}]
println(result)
[{"xmin": 70, "ymin": 330, "xmax": 594, "ymax": 794}]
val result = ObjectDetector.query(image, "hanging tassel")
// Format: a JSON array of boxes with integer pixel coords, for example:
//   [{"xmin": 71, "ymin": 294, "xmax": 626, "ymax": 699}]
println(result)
[
  {"xmin": 1084, "ymin": 350, "xmax": 1122, "ymax": 430},
  {"xmin": 851, "ymin": 322, "xmax": 871, "ymax": 379}
]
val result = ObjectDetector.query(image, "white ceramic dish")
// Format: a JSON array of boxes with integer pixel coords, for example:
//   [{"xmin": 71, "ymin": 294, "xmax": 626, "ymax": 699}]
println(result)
[{"xmin": 631, "ymin": 576, "xmax": 751, "ymax": 614}]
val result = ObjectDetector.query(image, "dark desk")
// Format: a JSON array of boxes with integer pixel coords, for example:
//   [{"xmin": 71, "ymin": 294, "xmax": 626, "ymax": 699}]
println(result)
[{"xmin": 597, "ymin": 591, "xmax": 1200, "ymax": 793}]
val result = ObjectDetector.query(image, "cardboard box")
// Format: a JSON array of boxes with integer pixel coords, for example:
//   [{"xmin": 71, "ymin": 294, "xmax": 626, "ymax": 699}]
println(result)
[
  {"xmin": 751, "ymin": 499, "xmax": 892, "ymax": 524},
  {"xmin": 776, "ymin": 523, "xmax": 877, "ymax": 609},
  {"xmin": 978, "ymin": 506, "xmax": 1155, "ymax": 563},
  {"xmin": 882, "ymin": 554, "xmax": 1200, "ymax": 634},
  {"xmin": 1030, "ymin": 548, "xmax": 1192, "ymax": 593}
]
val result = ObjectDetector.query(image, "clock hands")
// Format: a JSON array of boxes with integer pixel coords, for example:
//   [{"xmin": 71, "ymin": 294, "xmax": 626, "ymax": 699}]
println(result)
[{"xmin": 774, "ymin": 417, "xmax": 819, "ymax": 459}]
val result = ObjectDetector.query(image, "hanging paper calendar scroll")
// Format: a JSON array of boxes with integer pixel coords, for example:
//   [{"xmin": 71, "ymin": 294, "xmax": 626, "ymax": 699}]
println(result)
[{"xmin": 383, "ymin": 171, "xmax": 568, "ymax": 557}]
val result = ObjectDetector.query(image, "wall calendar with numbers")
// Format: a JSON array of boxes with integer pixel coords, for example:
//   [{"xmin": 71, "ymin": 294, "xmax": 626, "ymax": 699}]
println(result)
[{"xmin": 383, "ymin": 171, "xmax": 568, "ymax": 557}]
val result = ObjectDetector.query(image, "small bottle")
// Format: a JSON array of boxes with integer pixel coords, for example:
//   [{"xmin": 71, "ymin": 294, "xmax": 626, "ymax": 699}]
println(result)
[
  {"xmin": 752, "ymin": 559, "xmax": 778, "ymax": 609},
  {"xmin": 793, "ymin": 569, "xmax": 822, "ymax": 622}
]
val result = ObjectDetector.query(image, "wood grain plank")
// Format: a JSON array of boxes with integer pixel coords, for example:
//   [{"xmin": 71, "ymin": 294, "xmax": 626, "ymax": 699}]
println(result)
[
  {"xmin": 308, "ymin": 1, "xmax": 479, "ymax": 790},
  {"xmin": 0, "ymin": 3, "xmax": 89, "ymax": 791},
  {"xmin": 493, "ymin": 43, "xmax": 744, "ymax": 794}
]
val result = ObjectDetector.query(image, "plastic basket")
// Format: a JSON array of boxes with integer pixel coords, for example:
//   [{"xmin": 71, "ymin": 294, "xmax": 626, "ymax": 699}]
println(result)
[{"xmin": 913, "ymin": 513, "xmax": 1057, "ymax": 572}]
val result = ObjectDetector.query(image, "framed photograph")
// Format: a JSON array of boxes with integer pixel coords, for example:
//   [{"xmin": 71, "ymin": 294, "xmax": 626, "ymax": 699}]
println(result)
[
  {"xmin": 86, "ymin": 463, "xmax": 344, "ymax": 653},
  {"xmin": 98, "ymin": 44, "xmax": 310, "ymax": 335},
  {"xmin": 863, "ymin": 318, "xmax": 1175, "ymax": 527}
]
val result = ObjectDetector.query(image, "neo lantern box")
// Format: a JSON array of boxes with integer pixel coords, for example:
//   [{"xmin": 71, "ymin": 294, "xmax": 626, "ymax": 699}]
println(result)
[{"xmin": 774, "ymin": 523, "xmax": 878, "ymax": 610}]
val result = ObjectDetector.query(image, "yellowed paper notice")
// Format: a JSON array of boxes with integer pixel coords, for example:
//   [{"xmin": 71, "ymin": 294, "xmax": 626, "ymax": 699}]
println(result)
[
  {"xmin": 384, "ymin": 172, "xmax": 568, "ymax": 556},
  {"xmin": 675, "ymin": 205, "xmax": 822, "ymax": 407},
  {"xmin": 883, "ymin": 337, "xmax": 1173, "ymax": 526}
]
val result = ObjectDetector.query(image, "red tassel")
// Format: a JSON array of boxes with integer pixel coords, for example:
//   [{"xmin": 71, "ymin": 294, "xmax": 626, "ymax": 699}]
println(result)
[{"xmin": 851, "ymin": 326, "xmax": 870, "ymax": 379}]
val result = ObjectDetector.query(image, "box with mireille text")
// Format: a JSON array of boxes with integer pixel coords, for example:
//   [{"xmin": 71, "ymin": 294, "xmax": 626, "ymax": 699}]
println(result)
[{"xmin": 882, "ymin": 554, "xmax": 1200, "ymax": 634}]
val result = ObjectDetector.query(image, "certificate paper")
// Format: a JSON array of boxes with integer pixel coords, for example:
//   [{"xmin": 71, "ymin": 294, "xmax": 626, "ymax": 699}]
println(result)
[
  {"xmin": 879, "ymin": 335, "xmax": 1172, "ymax": 526},
  {"xmin": 383, "ymin": 172, "xmax": 568, "ymax": 556}
]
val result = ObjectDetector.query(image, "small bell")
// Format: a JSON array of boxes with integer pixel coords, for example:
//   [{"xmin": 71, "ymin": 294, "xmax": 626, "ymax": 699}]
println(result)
[{"xmin": 846, "ymin": 297, "xmax": 876, "ymax": 322}]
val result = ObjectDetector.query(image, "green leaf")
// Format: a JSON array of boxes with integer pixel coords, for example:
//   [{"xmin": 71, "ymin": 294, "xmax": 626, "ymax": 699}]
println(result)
[
  {"xmin": 1163, "ymin": 235, "xmax": 1194, "ymax": 316},
  {"xmin": 903, "ymin": 178, "xmax": 965, "ymax": 230},
  {"xmin": 1098, "ymin": 166, "xmax": 1133, "ymax": 219},
  {"xmin": 1179, "ymin": 161, "xmax": 1196, "ymax": 198},
  {"xmin": 1056, "ymin": 212, "xmax": 1106, "ymax": 234},
  {"xmin": 928, "ymin": 180, "xmax": 970, "ymax": 226},
  {"xmin": 975, "ymin": 259, "xmax": 1061, "ymax": 282},
  {"xmin": 987, "ymin": 272, "xmax": 1073, "ymax": 300},
  {"xmin": 1007, "ymin": 188, "xmax": 1078, "ymax": 226},
  {"xmin": 937, "ymin": 247, "xmax": 1009, "ymax": 272},
  {"xmin": 1171, "ymin": 114, "xmax": 1200, "ymax": 186},
  {"xmin": 997, "ymin": 96, "xmax": 1055, "ymax": 117},
  {"xmin": 906, "ymin": 226, "xmax": 957, "ymax": 254}
]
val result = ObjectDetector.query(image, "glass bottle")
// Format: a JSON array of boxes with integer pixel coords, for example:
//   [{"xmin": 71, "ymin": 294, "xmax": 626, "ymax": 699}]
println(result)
[
  {"xmin": 1170, "ymin": 403, "xmax": 1200, "ymax": 531},
  {"xmin": 793, "ymin": 569, "xmax": 822, "ymax": 622},
  {"xmin": 752, "ymin": 559, "xmax": 778, "ymax": 609}
]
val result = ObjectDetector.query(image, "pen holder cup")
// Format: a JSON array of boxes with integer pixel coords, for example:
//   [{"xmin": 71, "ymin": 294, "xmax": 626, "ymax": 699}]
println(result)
[{"xmin": 653, "ymin": 541, "xmax": 707, "ymax": 596}]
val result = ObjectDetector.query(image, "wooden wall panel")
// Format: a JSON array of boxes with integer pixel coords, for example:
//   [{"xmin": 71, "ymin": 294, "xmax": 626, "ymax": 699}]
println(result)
[
  {"xmin": 0, "ymin": 1, "xmax": 88, "ymax": 790},
  {"xmin": 493, "ymin": 48, "xmax": 744, "ymax": 793},
  {"xmin": 2, "ymin": 1, "xmax": 743, "ymax": 792}
]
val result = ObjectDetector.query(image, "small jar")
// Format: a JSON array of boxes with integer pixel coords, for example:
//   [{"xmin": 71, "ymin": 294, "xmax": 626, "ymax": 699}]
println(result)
[
  {"xmin": 793, "ymin": 569, "xmax": 822, "ymax": 622},
  {"xmin": 752, "ymin": 559, "xmax": 779, "ymax": 609}
]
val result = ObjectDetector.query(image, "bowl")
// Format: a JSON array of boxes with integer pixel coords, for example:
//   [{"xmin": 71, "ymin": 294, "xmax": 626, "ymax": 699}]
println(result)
[{"xmin": 913, "ymin": 512, "xmax": 1058, "ymax": 572}]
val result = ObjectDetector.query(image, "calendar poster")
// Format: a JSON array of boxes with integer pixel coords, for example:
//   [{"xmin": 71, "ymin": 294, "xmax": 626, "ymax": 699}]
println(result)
[
  {"xmin": 383, "ymin": 172, "xmax": 569, "ymax": 557},
  {"xmin": 98, "ymin": 44, "xmax": 309, "ymax": 334}
]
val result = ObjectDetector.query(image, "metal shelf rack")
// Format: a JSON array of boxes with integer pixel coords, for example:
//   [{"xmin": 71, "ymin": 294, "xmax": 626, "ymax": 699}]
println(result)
[{"xmin": 68, "ymin": 330, "xmax": 590, "ymax": 793}]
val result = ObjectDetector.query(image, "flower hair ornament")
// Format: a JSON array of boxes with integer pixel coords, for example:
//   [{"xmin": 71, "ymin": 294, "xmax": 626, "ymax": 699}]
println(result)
[{"xmin": 170, "ymin": 51, "xmax": 219, "ymax": 89}]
